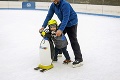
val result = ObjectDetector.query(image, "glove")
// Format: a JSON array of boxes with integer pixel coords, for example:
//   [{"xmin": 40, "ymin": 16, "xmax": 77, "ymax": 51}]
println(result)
[
  {"xmin": 40, "ymin": 29, "xmax": 51, "ymax": 38},
  {"xmin": 40, "ymin": 29, "xmax": 49, "ymax": 37},
  {"xmin": 41, "ymin": 31, "xmax": 46, "ymax": 37},
  {"xmin": 51, "ymin": 31, "xmax": 56, "ymax": 38}
]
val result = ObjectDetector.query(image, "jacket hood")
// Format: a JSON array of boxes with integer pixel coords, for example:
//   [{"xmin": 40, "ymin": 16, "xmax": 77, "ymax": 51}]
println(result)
[{"xmin": 54, "ymin": 0, "xmax": 63, "ymax": 5}]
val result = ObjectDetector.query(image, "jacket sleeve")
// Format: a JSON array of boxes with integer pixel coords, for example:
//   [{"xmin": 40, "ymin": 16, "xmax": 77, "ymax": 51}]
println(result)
[
  {"xmin": 42, "ymin": 3, "xmax": 55, "ymax": 28},
  {"xmin": 58, "ymin": 3, "xmax": 70, "ymax": 31}
]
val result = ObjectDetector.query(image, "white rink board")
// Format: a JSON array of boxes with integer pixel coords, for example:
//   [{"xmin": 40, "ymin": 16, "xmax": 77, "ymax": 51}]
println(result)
[{"xmin": 0, "ymin": 1, "xmax": 120, "ymax": 16}]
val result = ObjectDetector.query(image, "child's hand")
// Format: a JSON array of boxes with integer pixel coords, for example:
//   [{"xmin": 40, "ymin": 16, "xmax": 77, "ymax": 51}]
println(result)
[
  {"xmin": 51, "ymin": 31, "xmax": 56, "ymax": 35},
  {"xmin": 51, "ymin": 31, "xmax": 56, "ymax": 37}
]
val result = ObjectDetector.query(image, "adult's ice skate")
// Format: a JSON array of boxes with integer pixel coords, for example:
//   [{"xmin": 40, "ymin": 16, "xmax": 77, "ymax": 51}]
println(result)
[{"xmin": 72, "ymin": 60, "xmax": 83, "ymax": 68}]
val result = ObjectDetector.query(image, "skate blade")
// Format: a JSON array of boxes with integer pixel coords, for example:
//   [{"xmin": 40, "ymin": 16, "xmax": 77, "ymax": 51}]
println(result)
[
  {"xmin": 72, "ymin": 62, "xmax": 83, "ymax": 68},
  {"xmin": 63, "ymin": 61, "xmax": 72, "ymax": 64},
  {"xmin": 63, "ymin": 63, "xmax": 69, "ymax": 64}
]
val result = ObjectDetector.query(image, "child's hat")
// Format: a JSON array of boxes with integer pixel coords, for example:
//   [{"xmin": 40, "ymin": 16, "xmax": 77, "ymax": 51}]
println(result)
[{"xmin": 48, "ymin": 19, "xmax": 58, "ymax": 28}]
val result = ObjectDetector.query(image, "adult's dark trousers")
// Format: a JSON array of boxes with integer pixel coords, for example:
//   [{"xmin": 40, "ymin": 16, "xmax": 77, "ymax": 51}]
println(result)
[{"xmin": 63, "ymin": 24, "xmax": 83, "ymax": 61}]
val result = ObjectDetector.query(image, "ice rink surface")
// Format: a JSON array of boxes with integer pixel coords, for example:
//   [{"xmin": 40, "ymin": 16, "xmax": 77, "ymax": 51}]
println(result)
[{"xmin": 0, "ymin": 10, "xmax": 120, "ymax": 80}]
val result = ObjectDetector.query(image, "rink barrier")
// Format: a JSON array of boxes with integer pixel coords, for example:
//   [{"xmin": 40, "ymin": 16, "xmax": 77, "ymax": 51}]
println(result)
[
  {"xmin": 22, "ymin": 2, "xmax": 35, "ymax": 9},
  {"xmin": 0, "ymin": 1, "xmax": 120, "ymax": 18}
]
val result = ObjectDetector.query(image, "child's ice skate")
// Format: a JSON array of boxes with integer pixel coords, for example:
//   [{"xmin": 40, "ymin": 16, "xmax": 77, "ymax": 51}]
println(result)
[{"xmin": 63, "ymin": 60, "xmax": 72, "ymax": 64}]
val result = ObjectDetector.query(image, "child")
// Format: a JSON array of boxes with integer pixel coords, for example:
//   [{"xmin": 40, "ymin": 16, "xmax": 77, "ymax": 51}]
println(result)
[{"xmin": 48, "ymin": 19, "xmax": 71, "ymax": 63}]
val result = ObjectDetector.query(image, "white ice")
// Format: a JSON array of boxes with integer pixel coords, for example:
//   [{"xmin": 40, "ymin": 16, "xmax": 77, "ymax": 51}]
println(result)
[{"xmin": 0, "ymin": 10, "xmax": 120, "ymax": 80}]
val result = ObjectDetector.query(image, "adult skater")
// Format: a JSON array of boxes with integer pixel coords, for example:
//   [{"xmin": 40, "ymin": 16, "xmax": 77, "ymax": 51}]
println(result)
[{"xmin": 39, "ymin": 0, "xmax": 83, "ymax": 67}]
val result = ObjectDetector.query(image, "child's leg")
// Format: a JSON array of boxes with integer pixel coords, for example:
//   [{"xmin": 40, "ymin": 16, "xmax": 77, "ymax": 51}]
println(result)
[
  {"xmin": 62, "ymin": 47, "xmax": 70, "ymax": 60},
  {"xmin": 53, "ymin": 47, "xmax": 59, "ymax": 61},
  {"xmin": 58, "ymin": 49, "xmax": 62, "ymax": 54}
]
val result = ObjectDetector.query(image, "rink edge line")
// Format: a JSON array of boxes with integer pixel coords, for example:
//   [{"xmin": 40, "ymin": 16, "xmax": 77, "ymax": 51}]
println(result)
[{"xmin": 0, "ymin": 8, "xmax": 120, "ymax": 18}]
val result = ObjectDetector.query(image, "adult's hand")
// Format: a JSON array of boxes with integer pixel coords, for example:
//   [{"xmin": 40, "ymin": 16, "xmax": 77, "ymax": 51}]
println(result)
[
  {"xmin": 39, "ymin": 27, "xmax": 44, "ymax": 33},
  {"xmin": 56, "ymin": 30, "xmax": 62, "ymax": 36}
]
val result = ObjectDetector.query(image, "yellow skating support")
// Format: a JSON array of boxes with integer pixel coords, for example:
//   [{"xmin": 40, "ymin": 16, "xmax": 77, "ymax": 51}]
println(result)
[{"xmin": 38, "ymin": 64, "xmax": 53, "ymax": 70}]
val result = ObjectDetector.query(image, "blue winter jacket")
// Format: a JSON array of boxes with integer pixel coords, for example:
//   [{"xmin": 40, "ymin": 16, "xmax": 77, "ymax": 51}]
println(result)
[{"xmin": 42, "ymin": 0, "xmax": 78, "ymax": 31}]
